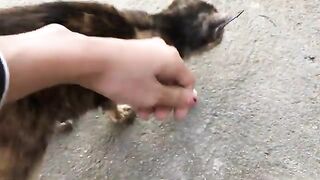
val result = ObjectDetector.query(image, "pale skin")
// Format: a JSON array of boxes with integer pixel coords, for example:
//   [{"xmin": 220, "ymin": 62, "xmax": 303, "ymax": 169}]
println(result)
[{"xmin": 0, "ymin": 24, "xmax": 197, "ymax": 120}]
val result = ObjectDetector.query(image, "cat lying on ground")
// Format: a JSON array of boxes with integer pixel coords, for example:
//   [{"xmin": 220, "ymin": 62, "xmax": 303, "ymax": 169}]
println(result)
[{"xmin": 0, "ymin": 0, "xmax": 239, "ymax": 179}]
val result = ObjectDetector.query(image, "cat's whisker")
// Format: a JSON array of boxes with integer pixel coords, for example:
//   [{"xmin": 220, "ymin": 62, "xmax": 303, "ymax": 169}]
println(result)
[{"xmin": 217, "ymin": 10, "xmax": 245, "ymax": 30}]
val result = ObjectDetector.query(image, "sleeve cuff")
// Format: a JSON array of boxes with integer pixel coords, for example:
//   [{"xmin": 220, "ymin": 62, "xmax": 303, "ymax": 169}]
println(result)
[{"xmin": 0, "ymin": 52, "xmax": 10, "ymax": 108}]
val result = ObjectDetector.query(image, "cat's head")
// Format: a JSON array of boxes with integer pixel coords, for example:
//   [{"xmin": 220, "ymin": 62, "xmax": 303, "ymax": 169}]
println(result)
[{"xmin": 156, "ymin": 0, "xmax": 238, "ymax": 57}]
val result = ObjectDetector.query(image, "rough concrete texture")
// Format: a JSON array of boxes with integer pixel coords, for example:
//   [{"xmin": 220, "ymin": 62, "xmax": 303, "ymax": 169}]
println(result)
[{"xmin": 1, "ymin": 0, "xmax": 320, "ymax": 179}]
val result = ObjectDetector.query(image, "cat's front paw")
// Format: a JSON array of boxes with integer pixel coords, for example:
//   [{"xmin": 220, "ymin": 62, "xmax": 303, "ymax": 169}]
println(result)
[{"xmin": 106, "ymin": 104, "xmax": 136, "ymax": 124}]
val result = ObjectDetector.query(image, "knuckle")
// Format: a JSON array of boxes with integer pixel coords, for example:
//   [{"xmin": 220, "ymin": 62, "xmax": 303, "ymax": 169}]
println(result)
[
  {"xmin": 154, "ymin": 87, "xmax": 167, "ymax": 106},
  {"xmin": 188, "ymin": 74, "xmax": 196, "ymax": 86},
  {"xmin": 168, "ymin": 46, "xmax": 180, "ymax": 59},
  {"xmin": 145, "ymin": 96, "xmax": 158, "ymax": 108},
  {"xmin": 44, "ymin": 24, "xmax": 71, "ymax": 35},
  {"xmin": 153, "ymin": 37, "xmax": 166, "ymax": 44},
  {"xmin": 154, "ymin": 93, "xmax": 163, "ymax": 105},
  {"xmin": 47, "ymin": 24, "xmax": 67, "ymax": 31}
]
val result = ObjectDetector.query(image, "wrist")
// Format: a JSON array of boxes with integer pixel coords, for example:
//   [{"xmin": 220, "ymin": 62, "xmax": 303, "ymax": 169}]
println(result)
[
  {"xmin": 0, "ymin": 52, "xmax": 10, "ymax": 107},
  {"xmin": 71, "ymin": 36, "xmax": 127, "ymax": 87},
  {"xmin": 0, "ymin": 33, "xmax": 84, "ymax": 102}
]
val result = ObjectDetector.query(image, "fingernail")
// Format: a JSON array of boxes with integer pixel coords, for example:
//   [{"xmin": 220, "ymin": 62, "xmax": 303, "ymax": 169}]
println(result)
[
  {"xmin": 193, "ymin": 89, "xmax": 198, "ymax": 97},
  {"xmin": 192, "ymin": 89, "xmax": 198, "ymax": 104},
  {"xmin": 187, "ymin": 97, "xmax": 196, "ymax": 107}
]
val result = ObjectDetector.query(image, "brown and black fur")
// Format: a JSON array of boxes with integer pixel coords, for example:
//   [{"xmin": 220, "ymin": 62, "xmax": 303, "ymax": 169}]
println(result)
[{"xmin": 0, "ymin": 0, "xmax": 232, "ymax": 179}]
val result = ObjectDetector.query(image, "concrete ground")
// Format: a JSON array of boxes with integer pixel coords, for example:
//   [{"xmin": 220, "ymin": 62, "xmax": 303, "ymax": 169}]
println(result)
[{"xmin": 2, "ymin": 0, "xmax": 320, "ymax": 179}]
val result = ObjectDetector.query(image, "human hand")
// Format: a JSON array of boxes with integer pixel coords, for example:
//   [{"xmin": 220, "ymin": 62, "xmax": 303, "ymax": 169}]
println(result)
[
  {"xmin": 0, "ymin": 24, "xmax": 197, "ymax": 120},
  {"xmin": 79, "ymin": 37, "xmax": 197, "ymax": 120}
]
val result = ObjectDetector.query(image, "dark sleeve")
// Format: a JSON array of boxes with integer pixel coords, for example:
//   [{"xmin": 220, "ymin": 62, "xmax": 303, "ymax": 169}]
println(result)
[{"xmin": 0, "ymin": 53, "xmax": 9, "ymax": 108}]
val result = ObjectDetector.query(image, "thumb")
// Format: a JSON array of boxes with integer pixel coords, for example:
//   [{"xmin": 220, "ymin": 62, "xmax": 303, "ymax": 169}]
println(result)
[{"xmin": 156, "ymin": 85, "xmax": 197, "ymax": 108}]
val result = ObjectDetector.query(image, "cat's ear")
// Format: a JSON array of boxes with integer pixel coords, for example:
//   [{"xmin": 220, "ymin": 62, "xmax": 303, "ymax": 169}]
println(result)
[{"xmin": 167, "ymin": 0, "xmax": 194, "ymax": 9}]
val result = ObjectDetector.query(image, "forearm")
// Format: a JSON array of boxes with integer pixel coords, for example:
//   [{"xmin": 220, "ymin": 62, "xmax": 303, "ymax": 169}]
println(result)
[
  {"xmin": 0, "ymin": 28, "xmax": 130, "ymax": 103},
  {"xmin": 0, "ymin": 34, "xmax": 74, "ymax": 102}
]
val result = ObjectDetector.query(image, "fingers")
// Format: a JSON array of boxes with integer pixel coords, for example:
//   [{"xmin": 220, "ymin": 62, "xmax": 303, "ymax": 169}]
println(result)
[
  {"xmin": 137, "ymin": 109, "xmax": 152, "ymax": 120},
  {"xmin": 121, "ymin": 37, "xmax": 198, "ymax": 121},
  {"xmin": 137, "ymin": 89, "xmax": 198, "ymax": 120},
  {"xmin": 156, "ymin": 46, "xmax": 195, "ymax": 89},
  {"xmin": 173, "ymin": 60, "xmax": 196, "ymax": 89},
  {"xmin": 156, "ymin": 88, "xmax": 197, "ymax": 120},
  {"xmin": 156, "ymin": 84, "xmax": 197, "ymax": 108},
  {"xmin": 174, "ymin": 107, "xmax": 189, "ymax": 120},
  {"xmin": 154, "ymin": 107, "xmax": 171, "ymax": 120},
  {"xmin": 137, "ymin": 107, "xmax": 171, "ymax": 121},
  {"xmin": 136, "ymin": 85, "xmax": 197, "ymax": 121},
  {"xmin": 138, "ymin": 107, "xmax": 185, "ymax": 121}
]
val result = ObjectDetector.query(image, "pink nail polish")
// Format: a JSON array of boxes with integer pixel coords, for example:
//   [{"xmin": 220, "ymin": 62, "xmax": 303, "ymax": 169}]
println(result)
[
  {"xmin": 193, "ymin": 97, "xmax": 197, "ymax": 103},
  {"xmin": 188, "ymin": 97, "xmax": 197, "ymax": 106},
  {"xmin": 190, "ymin": 89, "xmax": 198, "ymax": 105}
]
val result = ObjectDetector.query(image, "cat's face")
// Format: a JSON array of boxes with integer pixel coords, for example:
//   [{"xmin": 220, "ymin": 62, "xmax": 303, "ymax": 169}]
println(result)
[{"xmin": 159, "ymin": 0, "xmax": 232, "ymax": 57}]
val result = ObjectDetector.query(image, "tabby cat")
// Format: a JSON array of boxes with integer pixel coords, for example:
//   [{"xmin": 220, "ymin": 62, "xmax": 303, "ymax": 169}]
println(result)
[{"xmin": 0, "ymin": 0, "xmax": 235, "ymax": 179}]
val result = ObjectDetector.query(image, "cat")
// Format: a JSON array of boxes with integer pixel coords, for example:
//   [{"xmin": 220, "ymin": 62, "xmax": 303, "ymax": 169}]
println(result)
[{"xmin": 0, "ymin": 0, "xmax": 235, "ymax": 179}]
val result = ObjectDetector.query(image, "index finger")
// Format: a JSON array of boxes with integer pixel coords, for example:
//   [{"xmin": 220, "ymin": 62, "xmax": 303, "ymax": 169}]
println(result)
[{"xmin": 157, "ymin": 47, "xmax": 195, "ymax": 88}]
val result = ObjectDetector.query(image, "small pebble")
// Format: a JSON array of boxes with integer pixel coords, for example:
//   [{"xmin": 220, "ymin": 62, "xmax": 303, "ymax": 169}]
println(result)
[{"xmin": 305, "ymin": 55, "xmax": 316, "ymax": 62}]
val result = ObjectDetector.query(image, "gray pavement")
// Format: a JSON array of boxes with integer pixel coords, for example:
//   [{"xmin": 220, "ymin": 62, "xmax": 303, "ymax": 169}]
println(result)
[{"xmin": 2, "ymin": 0, "xmax": 320, "ymax": 179}]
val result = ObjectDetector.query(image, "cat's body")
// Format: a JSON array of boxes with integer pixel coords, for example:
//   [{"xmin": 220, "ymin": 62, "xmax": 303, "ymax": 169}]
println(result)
[{"xmin": 0, "ymin": 0, "xmax": 230, "ymax": 179}]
